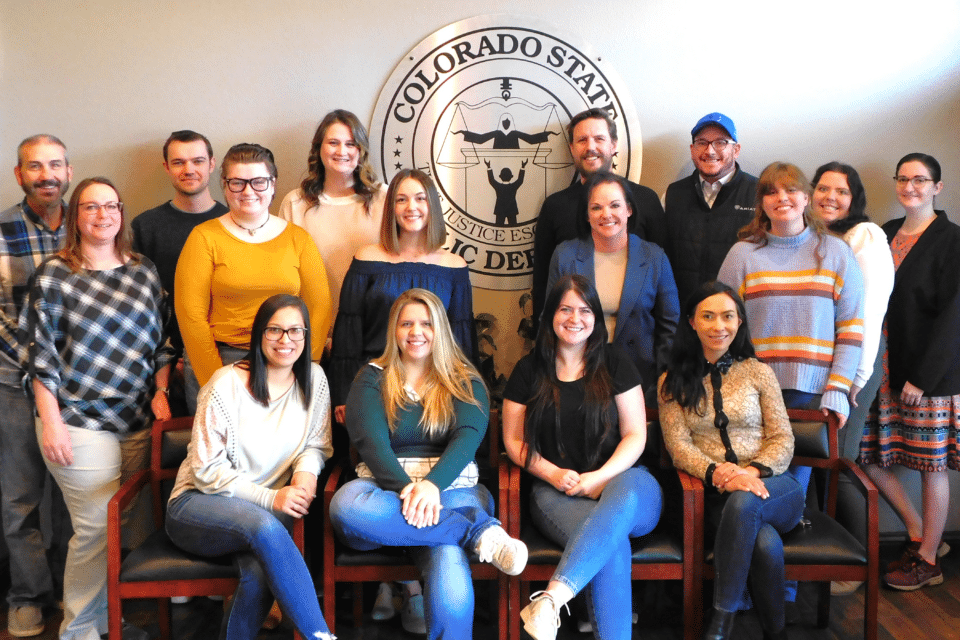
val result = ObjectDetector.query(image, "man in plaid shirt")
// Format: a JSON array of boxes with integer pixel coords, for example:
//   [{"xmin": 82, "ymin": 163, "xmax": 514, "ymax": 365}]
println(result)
[{"xmin": 0, "ymin": 134, "xmax": 71, "ymax": 637}]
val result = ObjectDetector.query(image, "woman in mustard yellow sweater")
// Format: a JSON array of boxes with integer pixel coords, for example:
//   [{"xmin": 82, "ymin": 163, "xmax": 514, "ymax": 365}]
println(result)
[{"xmin": 176, "ymin": 143, "xmax": 331, "ymax": 414}]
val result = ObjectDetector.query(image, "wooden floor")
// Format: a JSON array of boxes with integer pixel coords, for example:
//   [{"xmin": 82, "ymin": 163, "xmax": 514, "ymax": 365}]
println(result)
[{"xmin": 1, "ymin": 543, "xmax": 957, "ymax": 640}]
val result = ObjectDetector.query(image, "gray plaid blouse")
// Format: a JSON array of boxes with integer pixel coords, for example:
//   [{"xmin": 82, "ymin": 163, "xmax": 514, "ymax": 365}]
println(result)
[{"xmin": 21, "ymin": 256, "xmax": 173, "ymax": 434}]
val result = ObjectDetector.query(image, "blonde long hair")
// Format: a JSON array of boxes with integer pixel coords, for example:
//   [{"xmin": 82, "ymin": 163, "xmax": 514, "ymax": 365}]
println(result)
[{"xmin": 372, "ymin": 289, "xmax": 485, "ymax": 437}]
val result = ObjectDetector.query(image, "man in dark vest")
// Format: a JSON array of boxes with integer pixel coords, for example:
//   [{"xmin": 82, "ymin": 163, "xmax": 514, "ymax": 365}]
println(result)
[{"xmin": 663, "ymin": 112, "xmax": 758, "ymax": 306}]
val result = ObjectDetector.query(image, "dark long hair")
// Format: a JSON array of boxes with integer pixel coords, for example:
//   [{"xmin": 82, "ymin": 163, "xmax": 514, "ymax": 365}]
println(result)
[
  {"xmin": 576, "ymin": 170, "xmax": 639, "ymax": 239},
  {"xmin": 811, "ymin": 161, "xmax": 870, "ymax": 235},
  {"xmin": 239, "ymin": 294, "xmax": 313, "ymax": 408},
  {"xmin": 659, "ymin": 281, "xmax": 755, "ymax": 414},
  {"xmin": 523, "ymin": 275, "xmax": 613, "ymax": 469}
]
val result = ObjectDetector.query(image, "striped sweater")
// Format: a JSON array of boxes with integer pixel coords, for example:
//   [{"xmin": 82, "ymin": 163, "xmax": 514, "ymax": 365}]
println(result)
[{"xmin": 718, "ymin": 227, "xmax": 864, "ymax": 417}]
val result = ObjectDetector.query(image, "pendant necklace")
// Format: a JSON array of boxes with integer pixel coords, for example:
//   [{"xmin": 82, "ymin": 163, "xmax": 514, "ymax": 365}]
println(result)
[{"xmin": 230, "ymin": 212, "xmax": 270, "ymax": 236}]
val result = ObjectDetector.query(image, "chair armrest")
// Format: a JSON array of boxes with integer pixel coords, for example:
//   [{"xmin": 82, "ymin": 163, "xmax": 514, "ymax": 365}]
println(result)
[
  {"xmin": 837, "ymin": 459, "xmax": 880, "ymax": 544},
  {"xmin": 107, "ymin": 468, "xmax": 151, "ymax": 588},
  {"xmin": 322, "ymin": 461, "xmax": 347, "ymax": 570},
  {"xmin": 506, "ymin": 461, "xmax": 523, "ymax": 538},
  {"xmin": 112, "ymin": 468, "xmax": 151, "ymax": 514},
  {"xmin": 323, "ymin": 462, "xmax": 345, "ymax": 505},
  {"xmin": 675, "ymin": 467, "xmax": 703, "ymax": 493},
  {"xmin": 496, "ymin": 453, "xmax": 510, "ymax": 528}
]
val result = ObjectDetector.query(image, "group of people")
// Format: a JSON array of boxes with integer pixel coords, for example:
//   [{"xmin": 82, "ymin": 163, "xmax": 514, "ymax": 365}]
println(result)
[{"xmin": 0, "ymin": 103, "xmax": 954, "ymax": 640}]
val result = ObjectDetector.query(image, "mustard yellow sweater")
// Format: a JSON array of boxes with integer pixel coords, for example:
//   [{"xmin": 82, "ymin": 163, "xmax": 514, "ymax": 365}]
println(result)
[{"xmin": 175, "ymin": 218, "xmax": 330, "ymax": 386}]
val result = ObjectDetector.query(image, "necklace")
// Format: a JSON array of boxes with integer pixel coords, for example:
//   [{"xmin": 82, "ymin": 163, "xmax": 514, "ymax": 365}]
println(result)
[{"xmin": 229, "ymin": 212, "xmax": 270, "ymax": 236}]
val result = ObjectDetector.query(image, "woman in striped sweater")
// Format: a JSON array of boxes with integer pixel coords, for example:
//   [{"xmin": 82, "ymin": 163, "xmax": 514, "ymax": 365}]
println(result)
[{"xmin": 718, "ymin": 161, "xmax": 864, "ymax": 497}]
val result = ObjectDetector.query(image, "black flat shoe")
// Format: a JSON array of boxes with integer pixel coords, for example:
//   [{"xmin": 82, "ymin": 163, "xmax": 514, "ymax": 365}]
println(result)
[
  {"xmin": 762, "ymin": 629, "xmax": 788, "ymax": 640},
  {"xmin": 704, "ymin": 608, "xmax": 736, "ymax": 640}
]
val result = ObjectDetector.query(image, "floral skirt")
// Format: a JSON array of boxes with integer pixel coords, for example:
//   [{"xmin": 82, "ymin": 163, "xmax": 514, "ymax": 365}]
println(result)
[{"xmin": 860, "ymin": 346, "xmax": 960, "ymax": 472}]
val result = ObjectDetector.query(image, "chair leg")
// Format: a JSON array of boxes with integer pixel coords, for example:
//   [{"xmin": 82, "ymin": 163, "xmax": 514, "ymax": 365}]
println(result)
[
  {"xmin": 157, "ymin": 597, "xmax": 171, "ymax": 640},
  {"xmin": 498, "ymin": 574, "xmax": 508, "ymax": 640},
  {"xmin": 323, "ymin": 579, "xmax": 337, "ymax": 636},
  {"xmin": 352, "ymin": 583, "xmax": 363, "ymax": 627},
  {"xmin": 815, "ymin": 581, "xmax": 831, "ymax": 628},
  {"xmin": 864, "ymin": 575, "xmax": 878, "ymax": 640},
  {"xmin": 108, "ymin": 592, "xmax": 123, "ymax": 640}
]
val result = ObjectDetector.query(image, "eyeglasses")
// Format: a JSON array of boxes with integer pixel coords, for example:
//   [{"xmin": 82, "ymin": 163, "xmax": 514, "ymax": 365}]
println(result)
[
  {"xmin": 79, "ymin": 202, "xmax": 123, "ymax": 215},
  {"xmin": 264, "ymin": 326, "xmax": 306, "ymax": 341},
  {"xmin": 693, "ymin": 138, "xmax": 734, "ymax": 152},
  {"xmin": 224, "ymin": 177, "xmax": 273, "ymax": 193},
  {"xmin": 894, "ymin": 176, "xmax": 935, "ymax": 188}
]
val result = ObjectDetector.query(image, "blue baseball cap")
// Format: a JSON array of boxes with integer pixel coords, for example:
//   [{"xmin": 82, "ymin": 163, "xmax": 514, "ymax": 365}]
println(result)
[{"xmin": 691, "ymin": 112, "xmax": 738, "ymax": 142}]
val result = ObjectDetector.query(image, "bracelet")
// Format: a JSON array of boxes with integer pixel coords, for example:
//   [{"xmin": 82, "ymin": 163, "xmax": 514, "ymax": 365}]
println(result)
[{"xmin": 156, "ymin": 386, "xmax": 169, "ymax": 395}]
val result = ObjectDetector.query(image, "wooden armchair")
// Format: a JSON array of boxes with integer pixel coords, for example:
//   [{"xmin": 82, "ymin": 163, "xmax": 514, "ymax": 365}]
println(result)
[
  {"xmin": 107, "ymin": 417, "xmax": 305, "ymax": 640},
  {"xmin": 694, "ymin": 408, "xmax": 879, "ymax": 640},
  {"xmin": 505, "ymin": 410, "xmax": 703, "ymax": 640},
  {"xmin": 320, "ymin": 408, "xmax": 509, "ymax": 639}
]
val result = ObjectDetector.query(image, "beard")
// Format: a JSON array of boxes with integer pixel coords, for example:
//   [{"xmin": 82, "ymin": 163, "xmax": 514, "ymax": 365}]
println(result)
[{"xmin": 23, "ymin": 178, "xmax": 69, "ymax": 205}]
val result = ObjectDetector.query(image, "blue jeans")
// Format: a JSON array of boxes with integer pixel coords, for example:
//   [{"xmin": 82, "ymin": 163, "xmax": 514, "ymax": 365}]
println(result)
[
  {"xmin": 0, "ymin": 384, "xmax": 70, "ymax": 607},
  {"xmin": 529, "ymin": 467, "xmax": 663, "ymax": 640},
  {"xmin": 711, "ymin": 473, "xmax": 804, "ymax": 631},
  {"xmin": 166, "ymin": 490, "xmax": 330, "ymax": 640},
  {"xmin": 329, "ymin": 478, "xmax": 497, "ymax": 640}
]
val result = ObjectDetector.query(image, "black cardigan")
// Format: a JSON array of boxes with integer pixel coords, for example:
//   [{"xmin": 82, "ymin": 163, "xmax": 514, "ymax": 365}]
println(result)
[{"xmin": 882, "ymin": 210, "xmax": 960, "ymax": 396}]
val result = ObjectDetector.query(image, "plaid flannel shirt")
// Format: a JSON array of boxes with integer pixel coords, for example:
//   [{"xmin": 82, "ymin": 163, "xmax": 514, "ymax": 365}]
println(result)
[
  {"xmin": 0, "ymin": 199, "xmax": 65, "ymax": 386},
  {"xmin": 20, "ymin": 256, "xmax": 173, "ymax": 433}
]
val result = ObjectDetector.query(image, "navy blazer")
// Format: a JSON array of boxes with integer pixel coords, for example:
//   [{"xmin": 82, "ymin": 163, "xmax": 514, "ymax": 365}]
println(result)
[{"xmin": 546, "ymin": 235, "xmax": 680, "ymax": 391}]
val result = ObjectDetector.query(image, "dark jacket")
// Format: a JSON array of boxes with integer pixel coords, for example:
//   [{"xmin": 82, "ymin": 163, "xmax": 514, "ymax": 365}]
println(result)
[
  {"xmin": 882, "ymin": 210, "xmax": 960, "ymax": 396},
  {"xmin": 532, "ymin": 177, "xmax": 664, "ymax": 330},
  {"xmin": 663, "ymin": 165, "xmax": 757, "ymax": 306}
]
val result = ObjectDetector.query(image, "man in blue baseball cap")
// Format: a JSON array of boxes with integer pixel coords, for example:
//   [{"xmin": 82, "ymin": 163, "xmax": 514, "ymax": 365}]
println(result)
[{"xmin": 662, "ymin": 112, "xmax": 758, "ymax": 305}]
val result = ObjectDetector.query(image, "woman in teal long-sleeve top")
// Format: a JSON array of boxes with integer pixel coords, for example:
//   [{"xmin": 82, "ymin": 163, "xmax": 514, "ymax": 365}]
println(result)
[{"xmin": 329, "ymin": 289, "xmax": 526, "ymax": 640}]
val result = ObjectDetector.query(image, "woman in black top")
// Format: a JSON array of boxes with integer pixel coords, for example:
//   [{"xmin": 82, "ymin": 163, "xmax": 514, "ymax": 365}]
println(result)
[{"xmin": 502, "ymin": 274, "xmax": 662, "ymax": 640}]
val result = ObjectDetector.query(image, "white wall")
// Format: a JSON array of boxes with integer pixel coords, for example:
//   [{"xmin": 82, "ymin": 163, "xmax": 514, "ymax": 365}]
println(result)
[
  {"xmin": 3, "ymin": 0, "xmax": 960, "ymax": 531},
  {"xmin": 3, "ymin": 0, "xmax": 959, "ymax": 218}
]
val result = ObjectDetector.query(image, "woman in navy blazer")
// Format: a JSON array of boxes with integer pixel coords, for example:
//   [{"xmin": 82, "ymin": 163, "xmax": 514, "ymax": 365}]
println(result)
[{"xmin": 547, "ymin": 171, "xmax": 679, "ymax": 398}]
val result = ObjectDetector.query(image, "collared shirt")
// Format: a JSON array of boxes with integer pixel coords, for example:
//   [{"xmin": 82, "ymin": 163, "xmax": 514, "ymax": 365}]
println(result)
[
  {"xmin": 0, "ymin": 198, "xmax": 65, "ymax": 386},
  {"xmin": 700, "ymin": 170, "xmax": 735, "ymax": 209}
]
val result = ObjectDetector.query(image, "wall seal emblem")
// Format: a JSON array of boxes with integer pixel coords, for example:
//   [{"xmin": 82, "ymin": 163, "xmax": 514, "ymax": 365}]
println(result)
[{"xmin": 371, "ymin": 15, "xmax": 643, "ymax": 290}]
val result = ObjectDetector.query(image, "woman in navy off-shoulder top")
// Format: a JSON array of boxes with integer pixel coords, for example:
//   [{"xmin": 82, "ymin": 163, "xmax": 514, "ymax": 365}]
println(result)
[{"xmin": 330, "ymin": 169, "xmax": 477, "ymax": 418}]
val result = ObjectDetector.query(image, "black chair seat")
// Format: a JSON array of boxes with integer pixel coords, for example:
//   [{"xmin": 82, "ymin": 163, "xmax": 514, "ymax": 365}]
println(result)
[
  {"xmin": 704, "ymin": 505, "xmax": 867, "ymax": 567},
  {"xmin": 520, "ymin": 520, "xmax": 683, "ymax": 565},
  {"xmin": 120, "ymin": 528, "xmax": 235, "ymax": 583}
]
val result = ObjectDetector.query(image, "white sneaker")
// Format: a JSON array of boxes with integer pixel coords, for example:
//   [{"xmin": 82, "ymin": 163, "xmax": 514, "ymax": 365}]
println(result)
[
  {"xmin": 170, "ymin": 596, "xmax": 191, "ymax": 605},
  {"xmin": 475, "ymin": 525, "xmax": 527, "ymax": 575},
  {"xmin": 830, "ymin": 580, "xmax": 864, "ymax": 595},
  {"xmin": 371, "ymin": 582, "xmax": 398, "ymax": 621},
  {"xmin": 401, "ymin": 594, "xmax": 427, "ymax": 635},
  {"xmin": 520, "ymin": 591, "xmax": 568, "ymax": 640}
]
